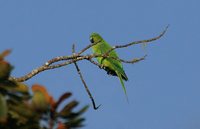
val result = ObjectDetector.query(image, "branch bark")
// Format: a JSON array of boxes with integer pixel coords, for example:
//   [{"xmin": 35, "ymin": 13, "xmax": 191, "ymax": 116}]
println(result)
[
  {"xmin": 9, "ymin": 25, "xmax": 168, "ymax": 82},
  {"xmin": 72, "ymin": 44, "xmax": 100, "ymax": 110}
]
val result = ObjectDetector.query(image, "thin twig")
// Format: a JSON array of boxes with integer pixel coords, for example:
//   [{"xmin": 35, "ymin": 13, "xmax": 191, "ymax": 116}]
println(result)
[
  {"xmin": 72, "ymin": 44, "xmax": 100, "ymax": 110},
  {"xmin": 77, "ymin": 41, "xmax": 100, "ymax": 56},
  {"xmin": 103, "ymin": 25, "xmax": 169, "ymax": 56},
  {"xmin": 117, "ymin": 55, "xmax": 147, "ymax": 64}
]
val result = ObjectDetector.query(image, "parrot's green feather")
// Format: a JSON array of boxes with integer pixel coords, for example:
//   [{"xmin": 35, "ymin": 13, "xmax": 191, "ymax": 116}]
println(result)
[
  {"xmin": 112, "ymin": 60, "xmax": 128, "ymax": 81},
  {"xmin": 116, "ymin": 71, "xmax": 128, "ymax": 98},
  {"xmin": 90, "ymin": 32, "xmax": 129, "ymax": 98}
]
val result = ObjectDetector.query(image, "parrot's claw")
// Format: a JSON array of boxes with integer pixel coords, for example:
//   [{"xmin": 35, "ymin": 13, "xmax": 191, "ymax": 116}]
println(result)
[{"xmin": 99, "ymin": 65, "xmax": 105, "ymax": 69}]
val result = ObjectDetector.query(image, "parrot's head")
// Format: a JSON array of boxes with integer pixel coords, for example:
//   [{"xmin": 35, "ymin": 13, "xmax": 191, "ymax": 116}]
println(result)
[{"xmin": 90, "ymin": 33, "xmax": 103, "ymax": 44}]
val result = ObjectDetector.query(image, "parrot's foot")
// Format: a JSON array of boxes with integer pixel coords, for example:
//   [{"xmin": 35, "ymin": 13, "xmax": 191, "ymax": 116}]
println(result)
[{"xmin": 99, "ymin": 65, "xmax": 106, "ymax": 69}]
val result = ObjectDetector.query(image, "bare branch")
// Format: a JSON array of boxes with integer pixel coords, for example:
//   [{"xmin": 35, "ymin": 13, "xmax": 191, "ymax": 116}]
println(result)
[
  {"xmin": 103, "ymin": 25, "xmax": 169, "ymax": 56},
  {"xmin": 87, "ymin": 59, "xmax": 104, "ymax": 68},
  {"xmin": 10, "ymin": 56, "xmax": 89, "ymax": 82},
  {"xmin": 9, "ymin": 26, "xmax": 168, "ymax": 82},
  {"xmin": 117, "ymin": 55, "xmax": 147, "ymax": 64},
  {"xmin": 77, "ymin": 42, "xmax": 100, "ymax": 56},
  {"xmin": 72, "ymin": 44, "xmax": 100, "ymax": 110}
]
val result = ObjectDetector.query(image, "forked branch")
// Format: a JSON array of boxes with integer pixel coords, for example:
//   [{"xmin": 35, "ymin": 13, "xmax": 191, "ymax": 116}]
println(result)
[{"xmin": 9, "ymin": 25, "xmax": 168, "ymax": 82}]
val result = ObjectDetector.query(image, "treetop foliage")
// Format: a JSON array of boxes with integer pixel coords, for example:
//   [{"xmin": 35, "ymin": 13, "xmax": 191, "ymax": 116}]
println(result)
[{"xmin": 0, "ymin": 50, "xmax": 88, "ymax": 129}]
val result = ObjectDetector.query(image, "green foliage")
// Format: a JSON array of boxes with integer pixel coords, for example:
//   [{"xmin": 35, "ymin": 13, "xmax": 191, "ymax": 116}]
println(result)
[{"xmin": 0, "ymin": 50, "xmax": 88, "ymax": 129}]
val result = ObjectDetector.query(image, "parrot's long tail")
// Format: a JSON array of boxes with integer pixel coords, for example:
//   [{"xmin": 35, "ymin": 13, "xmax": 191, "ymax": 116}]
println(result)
[{"xmin": 116, "ymin": 71, "xmax": 129, "ymax": 102}]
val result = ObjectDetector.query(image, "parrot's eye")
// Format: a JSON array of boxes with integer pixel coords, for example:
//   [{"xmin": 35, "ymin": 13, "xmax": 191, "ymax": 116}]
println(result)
[{"xmin": 90, "ymin": 37, "xmax": 94, "ymax": 43}]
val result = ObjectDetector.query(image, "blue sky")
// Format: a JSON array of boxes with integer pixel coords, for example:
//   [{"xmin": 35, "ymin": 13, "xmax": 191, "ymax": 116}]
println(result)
[{"xmin": 0, "ymin": 0, "xmax": 200, "ymax": 129}]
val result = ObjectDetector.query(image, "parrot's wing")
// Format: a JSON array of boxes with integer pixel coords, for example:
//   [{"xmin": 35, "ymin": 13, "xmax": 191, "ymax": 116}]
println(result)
[
  {"xmin": 112, "ymin": 59, "xmax": 128, "ymax": 81},
  {"xmin": 103, "ymin": 43, "xmax": 128, "ymax": 81}
]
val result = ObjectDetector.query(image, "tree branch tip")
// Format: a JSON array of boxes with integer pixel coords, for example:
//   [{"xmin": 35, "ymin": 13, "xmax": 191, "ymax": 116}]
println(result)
[
  {"xmin": 166, "ymin": 24, "xmax": 170, "ymax": 28},
  {"xmin": 162, "ymin": 24, "xmax": 170, "ymax": 34},
  {"xmin": 94, "ymin": 104, "xmax": 101, "ymax": 110}
]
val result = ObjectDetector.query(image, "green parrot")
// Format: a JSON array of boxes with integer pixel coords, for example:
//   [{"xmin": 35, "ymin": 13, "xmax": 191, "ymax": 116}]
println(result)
[{"xmin": 90, "ymin": 33, "xmax": 128, "ymax": 98}]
